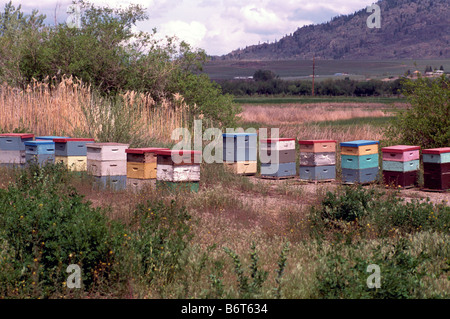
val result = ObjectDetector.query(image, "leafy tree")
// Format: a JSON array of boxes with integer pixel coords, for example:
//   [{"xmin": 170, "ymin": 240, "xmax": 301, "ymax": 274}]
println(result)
[
  {"xmin": 0, "ymin": 1, "xmax": 240, "ymax": 128},
  {"xmin": 253, "ymin": 69, "xmax": 277, "ymax": 82},
  {"xmin": 385, "ymin": 75, "xmax": 450, "ymax": 149}
]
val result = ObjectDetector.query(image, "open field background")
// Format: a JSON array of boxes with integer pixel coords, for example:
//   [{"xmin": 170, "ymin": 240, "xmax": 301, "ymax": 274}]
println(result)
[{"xmin": 203, "ymin": 59, "xmax": 450, "ymax": 80}]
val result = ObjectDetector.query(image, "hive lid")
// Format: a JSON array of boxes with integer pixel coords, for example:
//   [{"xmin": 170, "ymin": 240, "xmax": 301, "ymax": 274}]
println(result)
[
  {"xmin": 53, "ymin": 138, "xmax": 95, "ymax": 143},
  {"xmin": 422, "ymin": 147, "xmax": 450, "ymax": 155},
  {"xmin": 154, "ymin": 149, "xmax": 202, "ymax": 156},
  {"xmin": 0, "ymin": 133, "xmax": 34, "ymax": 139},
  {"xmin": 298, "ymin": 139, "xmax": 337, "ymax": 145},
  {"xmin": 381, "ymin": 145, "xmax": 421, "ymax": 153},
  {"xmin": 125, "ymin": 147, "xmax": 169, "ymax": 154},
  {"xmin": 340, "ymin": 140, "xmax": 379, "ymax": 147},
  {"xmin": 222, "ymin": 133, "xmax": 257, "ymax": 137},
  {"xmin": 260, "ymin": 138, "xmax": 296, "ymax": 143},
  {"xmin": 24, "ymin": 140, "xmax": 55, "ymax": 145},
  {"xmin": 87, "ymin": 142, "xmax": 129, "ymax": 148},
  {"xmin": 36, "ymin": 136, "xmax": 70, "ymax": 140}
]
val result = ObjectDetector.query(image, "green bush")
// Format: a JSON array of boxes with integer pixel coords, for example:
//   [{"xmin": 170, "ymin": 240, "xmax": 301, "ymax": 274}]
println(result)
[
  {"xmin": 310, "ymin": 186, "xmax": 450, "ymax": 239},
  {"xmin": 316, "ymin": 239, "xmax": 431, "ymax": 299},
  {"xmin": 0, "ymin": 163, "xmax": 118, "ymax": 297}
]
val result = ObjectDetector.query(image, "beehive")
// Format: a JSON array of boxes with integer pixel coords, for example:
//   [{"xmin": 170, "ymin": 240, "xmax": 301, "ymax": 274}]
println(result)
[
  {"xmin": 223, "ymin": 133, "xmax": 257, "ymax": 175},
  {"xmin": 86, "ymin": 143, "xmax": 129, "ymax": 191},
  {"xmin": 0, "ymin": 133, "xmax": 33, "ymax": 168},
  {"xmin": 155, "ymin": 150, "xmax": 201, "ymax": 192},
  {"xmin": 260, "ymin": 138, "xmax": 296, "ymax": 178},
  {"xmin": 24, "ymin": 140, "xmax": 55, "ymax": 166},
  {"xmin": 340, "ymin": 140, "xmax": 379, "ymax": 184},
  {"xmin": 0, "ymin": 133, "xmax": 34, "ymax": 151},
  {"xmin": 125, "ymin": 148, "xmax": 169, "ymax": 191},
  {"xmin": 298, "ymin": 140, "xmax": 337, "ymax": 182},
  {"xmin": 422, "ymin": 147, "xmax": 450, "ymax": 191},
  {"xmin": 53, "ymin": 138, "xmax": 95, "ymax": 172}
]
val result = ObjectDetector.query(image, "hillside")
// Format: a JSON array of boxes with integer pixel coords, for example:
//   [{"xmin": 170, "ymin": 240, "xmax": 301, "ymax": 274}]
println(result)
[{"xmin": 219, "ymin": 0, "xmax": 450, "ymax": 60}]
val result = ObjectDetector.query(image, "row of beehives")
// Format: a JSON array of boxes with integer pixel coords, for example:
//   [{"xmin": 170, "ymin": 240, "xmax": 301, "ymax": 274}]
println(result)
[
  {"xmin": 0, "ymin": 134, "xmax": 201, "ymax": 192},
  {"xmin": 0, "ymin": 133, "xmax": 449, "ymax": 192}
]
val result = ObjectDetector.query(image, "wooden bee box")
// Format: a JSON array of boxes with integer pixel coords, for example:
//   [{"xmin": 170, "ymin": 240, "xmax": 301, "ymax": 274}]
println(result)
[
  {"xmin": 381, "ymin": 145, "xmax": 420, "ymax": 162},
  {"xmin": 87, "ymin": 159, "xmax": 127, "ymax": 176},
  {"xmin": 54, "ymin": 138, "xmax": 95, "ymax": 156},
  {"xmin": 223, "ymin": 161, "xmax": 257, "ymax": 175},
  {"xmin": 155, "ymin": 150, "xmax": 202, "ymax": 166},
  {"xmin": 126, "ymin": 178, "xmax": 156, "ymax": 192},
  {"xmin": 341, "ymin": 154, "xmax": 379, "ymax": 170},
  {"xmin": 0, "ymin": 133, "xmax": 34, "ymax": 151},
  {"xmin": 87, "ymin": 143, "xmax": 129, "ymax": 161},
  {"xmin": 156, "ymin": 164, "xmax": 200, "ymax": 182},
  {"xmin": 382, "ymin": 159, "xmax": 420, "ymax": 172},
  {"xmin": 340, "ymin": 140, "xmax": 379, "ymax": 156},
  {"xmin": 260, "ymin": 138, "xmax": 296, "ymax": 151},
  {"xmin": 383, "ymin": 171, "xmax": 418, "ymax": 188},
  {"xmin": 299, "ymin": 152, "xmax": 336, "ymax": 166},
  {"xmin": 55, "ymin": 156, "xmax": 87, "ymax": 171},
  {"xmin": 127, "ymin": 162, "xmax": 157, "ymax": 179},
  {"xmin": 0, "ymin": 150, "xmax": 26, "ymax": 164},
  {"xmin": 126, "ymin": 148, "xmax": 169, "ymax": 163},
  {"xmin": 298, "ymin": 140, "xmax": 336, "ymax": 153},
  {"xmin": 422, "ymin": 148, "xmax": 450, "ymax": 164}
]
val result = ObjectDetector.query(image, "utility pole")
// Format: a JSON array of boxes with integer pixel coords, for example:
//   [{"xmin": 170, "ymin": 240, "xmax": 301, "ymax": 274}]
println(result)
[{"xmin": 312, "ymin": 55, "xmax": 315, "ymax": 96}]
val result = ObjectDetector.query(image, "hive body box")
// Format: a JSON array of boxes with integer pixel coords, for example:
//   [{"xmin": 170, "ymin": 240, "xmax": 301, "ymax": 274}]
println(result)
[
  {"xmin": 155, "ymin": 150, "xmax": 201, "ymax": 192},
  {"xmin": 0, "ymin": 133, "xmax": 34, "ymax": 151},
  {"xmin": 223, "ymin": 133, "xmax": 257, "ymax": 175},
  {"xmin": 298, "ymin": 140, "xmax": 337, "ymax": 181},
  {"xmin": 87, "ymin": 143, "xmax": 129, "ymax": 190},
  {"xmin": 0, "ymin": 133, "xmax": 34, "ymax": 168},
  {"xmin": 125, "ymin": 148, "xmax": 169, "ymax": 191},
  {"xmin": 422, "ymin": 148, "xmax": 450, "ymax": 191},
  {"xmin": 340, "ymin": 140, "xmax": 379, "ymax": 184},
  {"xmin": 24, "ymin": 140, "xmax": 55, "ymax": 166},
  {"xmin": 260, "ymin": 138, "xmax": 297, "ymax": 178},
  {"xmin": 53, "ymin": 138, "xmax": 95, "ymax": 171}
]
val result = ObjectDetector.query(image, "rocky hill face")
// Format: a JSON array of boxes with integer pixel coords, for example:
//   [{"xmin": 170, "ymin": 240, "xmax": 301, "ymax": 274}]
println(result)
[{"xmin": 219, "ymin": 0, "xmax": 450, "ymax": 60}]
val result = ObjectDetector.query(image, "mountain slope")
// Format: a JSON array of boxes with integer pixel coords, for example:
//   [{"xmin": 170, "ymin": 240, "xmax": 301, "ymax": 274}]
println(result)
[{"xmin": 220, "ymin": 0, "xmax": 450, "ymax": 60}]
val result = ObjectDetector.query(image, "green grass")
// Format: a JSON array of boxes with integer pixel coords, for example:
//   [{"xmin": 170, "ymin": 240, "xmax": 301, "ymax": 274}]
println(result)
[{"xmin": 234, "ymin": 96, "xmax": 407, "ymax": 105}]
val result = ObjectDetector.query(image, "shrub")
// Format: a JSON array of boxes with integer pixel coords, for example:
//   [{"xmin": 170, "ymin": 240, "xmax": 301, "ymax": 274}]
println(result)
[{"xmin": 0, "ymin": 163, "xmax": 118, "ymax": 297}]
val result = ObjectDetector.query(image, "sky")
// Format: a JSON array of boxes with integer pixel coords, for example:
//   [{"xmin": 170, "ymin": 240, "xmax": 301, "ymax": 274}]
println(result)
[{"xmin": 1, "ymin": 0, "xmax": 377, "ymax": 56}]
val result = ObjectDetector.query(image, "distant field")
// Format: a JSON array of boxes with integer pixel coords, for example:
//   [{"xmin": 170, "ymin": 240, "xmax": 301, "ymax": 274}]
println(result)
[
  {"xmin": 203, "ymin": 59, "xmax": 450, "ymax": 80},
  {"xmin": 233, "ymin": 96, "xmax": 407, "ymax": 105}
]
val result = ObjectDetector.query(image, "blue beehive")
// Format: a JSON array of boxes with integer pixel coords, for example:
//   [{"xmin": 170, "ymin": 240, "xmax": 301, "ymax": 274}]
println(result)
[
  {"xmin": 341, "ymin": 154, "xmax": 379, "ymax": 170},
  {"xmin": 299, "ymin": 165, "xmax": 336, "ymax": 180},
  {"xmin": 54, "ymin": 138, "xmax": 95, "ymax": 156},
  {"xmin": 0, "ymin": 133, "xmax": 34, "ymax": 151},
  {"xmin": 223, "ymin": 133, "xmax": 257, "ymax": 162},
  {"xmin": 340, "ymin": 140, "xmax": 379, "ymax": 184},
  {"xmin": 24, "ymin": 140, "xmax": 55, "ymax": 155},
  {"xmin": 24, "ymin": 140, "xmax": 55, "ymax": 166},
  {"xmin": 261, "ymin": 162, "xmax": 296, "ymax": 177}
]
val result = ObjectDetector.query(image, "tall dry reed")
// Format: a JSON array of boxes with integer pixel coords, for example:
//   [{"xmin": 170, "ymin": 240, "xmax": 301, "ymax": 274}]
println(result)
[{"xmin": 0, "ymin": 76, "xmax": 191, "ymax": 144}]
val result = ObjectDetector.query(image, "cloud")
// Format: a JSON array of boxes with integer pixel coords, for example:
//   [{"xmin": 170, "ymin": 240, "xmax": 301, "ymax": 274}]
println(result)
[{"xmin": 159, "ymin": 20, "xmax": 207, "ymax": 48}]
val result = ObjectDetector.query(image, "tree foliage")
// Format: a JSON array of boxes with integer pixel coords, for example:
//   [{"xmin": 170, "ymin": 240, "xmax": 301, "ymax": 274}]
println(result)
[
  {"xmin": 0, "ymin": 1, "xmax": 239, "ymax": 128},
  {"xmin": 385, "ymin": 75, "xmax": 450, "ymax": 149}
]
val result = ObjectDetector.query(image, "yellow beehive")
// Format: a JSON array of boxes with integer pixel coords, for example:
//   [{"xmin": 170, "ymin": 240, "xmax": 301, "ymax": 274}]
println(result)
[
  {"xmin": 55, "ymin": 156, "xmax": 87, "ymax": 171},
  {"xmin": 341, "ymin": 144, "xmax": 378, "ymax": 156},
  {"xmin": 223, "ymin": 161, "xmax": 257, "ymax": 175},
  {"xmin": 127, "ymin": 162, "xmax": 157, "ymax": 179}
]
